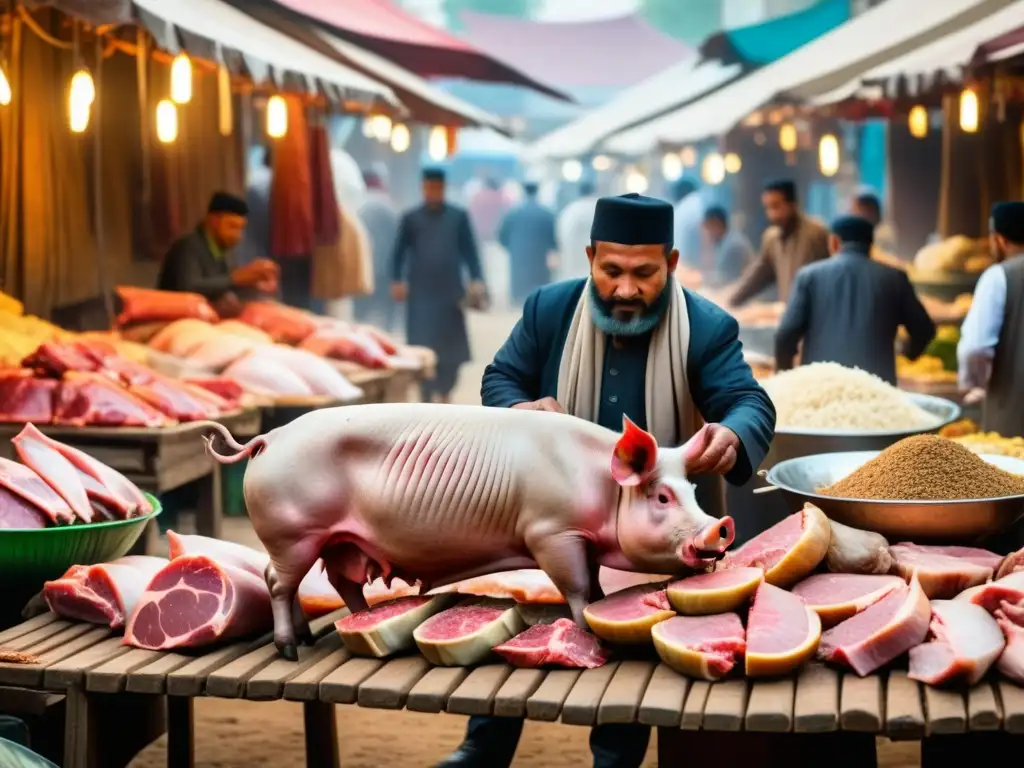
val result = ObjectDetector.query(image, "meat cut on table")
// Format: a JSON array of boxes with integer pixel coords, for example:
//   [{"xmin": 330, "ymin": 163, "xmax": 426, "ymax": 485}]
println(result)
[
  {"xmin": 583, "ymin": 583, "xmax": 675, "ymax": 645},
  {"xmin": 44, "ymin": 556, "xmax": 168, "ymax": 629},
  {"xmin": 889, "ymin": 542, "xmax": 1002, "ymax": 599},
  {"xmin": 492, "ymin": 618, "xmax": 609, "ymax": 669},
  {"xmin": 54, "ymin": 372, "xmax": 169, "ymax": 428},
  {"xmin": 908, "ymin": 599, "xmax": 1005, "ymax": 685},
  {"xmin": 0, "ymin": 487, "xmax": 50, "ymax": 529},
  {"xmin": 335, "ymin": 596, "xmax": 452, "ymax": 659},
  {"xmin": 666, "ymin": 567, "xmax": 763, "ymax": 616},
  {"xmin": 745, "ymin": 582, "xmax": 821, "ymax": 677},
  {"xmin": 722, "ymin": 504, "xmax": 831, "ymax": 587},
  {"xmin": 0, "ymin": 456, "xmax": 74, "ymax": 525},
  {"xmin": 790, "ymin": 573, "xmax": 906, "ymax": 628},
  {"xmin": 414, "ymin": 599, "xmax": 525, "ymax": 666},
  {"xmin": 0, "ymin": 371, "xmax": 57, "ymax": 424},
  {"xmin": 13, "ymin": 425, "xmax": 94, "ymax": 523},
  {"xmin": 651, "ymin": 613, "xmax": 746, "ymax": 681}
]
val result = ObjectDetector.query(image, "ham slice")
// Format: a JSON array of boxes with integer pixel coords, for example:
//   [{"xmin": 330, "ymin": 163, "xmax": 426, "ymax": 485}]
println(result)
[
  {"xmin": 185, "ymin": 377, "xmax": 246, "ymax": 408},
  {"xmin": 889, "ymin": 543, "xmax": 1002, "ymax": 599},
  {"xmin": 12, "ymin": 424, "xmax": 95, "ymax": 522},
  {"xmin": 123, "ymin": 555, "xmax": 272, "ymax": 650},
  {"xmin": 0, "ymin": 370, "xmax": 57, "ymax": 424},
  {"xmin": 583, "ymin": 582, "xmax": 674, "ymax": 644},
  {"xmin": 238, "ymin": 302, "xmax": 318, "ymax": 344},
  {"xmin": 651, "ymin": 613, "xmax": 745, "ymax": 680},
  {"xmin": 0, "ymin": 487, "xmax": 49, "ymax": 529},
  {"xmin": 722, "ymin": 504, "xmax": 831, "ymax": 588},
  {"xmin": 43, "ymin": 556, "xmax": 168, "ymax": 629},
  {"xmin": 128, "ymin": 375, "xmax": 222, "ymax": 421},
  {"xmin": 908, "ymin": 600, "xmax": 1005, "ymax": 686},
  {"xmin": 299, "ymin": 327, "xmax": 391, "ymax": 369},
  {"xmin": 0, "ymin": 457, "xmax": 73, "ymax": 524},
  {"xmin": 791, "ymin": 573, "xmax": 906, "ymax": 628},
  {"xmin": 493, "ymin": 618, "xmax": 609, "ymax": 669},
  {"xmin": 817, "ymin": 576, "xmax": 931, "ymax": 676},
  {"xmin": 55, "ymin": 372, "xmax": 170, "ymax": 428},
  {"xmin": 745, "ymin": 582, "xmax": 821, "ymax": 677}
]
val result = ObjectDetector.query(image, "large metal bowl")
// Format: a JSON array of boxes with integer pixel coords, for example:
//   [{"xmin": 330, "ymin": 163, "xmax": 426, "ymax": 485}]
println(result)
[{"xmin": 765, "ymin": 451, "xmax": 1024, "ymax": 543}]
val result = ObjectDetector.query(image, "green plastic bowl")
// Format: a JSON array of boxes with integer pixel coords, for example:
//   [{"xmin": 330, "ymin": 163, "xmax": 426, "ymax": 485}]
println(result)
[{"xmin": 0, "ymin": 494, "xmax": 162, "ymax": 585}]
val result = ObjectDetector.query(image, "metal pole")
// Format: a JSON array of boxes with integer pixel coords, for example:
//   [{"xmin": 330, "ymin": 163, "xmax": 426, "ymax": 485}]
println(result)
[{"xmin": 93, "ymin": 33, "xmax": 113, "ymax": 326}]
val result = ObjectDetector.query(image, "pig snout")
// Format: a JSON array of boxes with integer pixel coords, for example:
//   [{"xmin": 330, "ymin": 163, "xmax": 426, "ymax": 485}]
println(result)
[{"xmin": 680, "ymin": 516, "xmax": 736, "ymax": 569}]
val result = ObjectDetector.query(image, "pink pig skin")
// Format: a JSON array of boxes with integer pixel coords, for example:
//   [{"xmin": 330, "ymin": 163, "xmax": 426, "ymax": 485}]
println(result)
[{"xmin": 201, "ymin": 403, "xmax": 735, "ymax": 660}]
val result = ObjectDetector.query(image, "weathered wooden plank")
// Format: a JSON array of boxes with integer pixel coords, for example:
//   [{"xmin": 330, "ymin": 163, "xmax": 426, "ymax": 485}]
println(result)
[
  {"xmin": 886, "ymin": 671, "xmax": 925, "ymax": 740},
  {"xmin": 5, "ymin": 622, "xmax": 92, "ymax": 654},
  {"xmin": 44, "ymin": 636, "xmax": 133, "ymax": 689},
  {"xmin": 561, "ymin": 662, "xmax": 620, "ymax": 726},
  {"xmin": 967, "ymin": 681, "xmax": 1002, "ymax": 731},
  {"xmin": 840, "ymin": 672, "xmax": 884, "ymax": 732},
  {"xmin": 637, "ymin": 664, "xmax": 689, "ymax": 728},
  {"xmin": 205, "ymin": 644, "xmax": 284, "ymax": 699},
  {"xmin": 407, "ymin": 667, "xmax": 472, "ymax": 714},
  {"xmin": 163, "ymin": 634, "xmax": 275, "ymax": 698},
  {"xmin": 998, "ymin": 680, "xmax": 1024, "ymax": 734},
  {"xmin": 0, "ymin": 627, "xmax": 111, "ymax": 688},
  {"xmin": 320, "ymin": 658, "xmax": 383, "ymax": 705},
  {"xmin": 86, "ymin": 649, "xmax": 166, "ymax": 694},
  {"xmin": 923, "ymin": 686, "xmax": 967, "ymax": 735},
  {"xmin": 793, "ymin": 663, "xmax": 839, "ymax": 733},
  {"xmin": 447, "ymin": 665, "xmax": 514, "ymax": 717},
  {"xmin": 680, "ymin": 680, "xmax": 711, "ymax": 730},
  {"xmin": 597, "ymin": 661, "xmax": 655, "ymax": 725},
  {"xmin": 744, "ymin": 678, "xmax": 795, "ymax": 732},
  {"xmin": 246, "ymin": 633, "xmax": 344, "ymax": 701},
  {"xmin": 0, "ymin": 613, "xmax": 60, "ymax": 646},
  {"xmin": 283, "ymin": 648, "xmax": 350, "ymax": 702},
  {"xmin": 525, "ymin": 670, "xmax": 580, "ymax": 722},
  {"xmin": 492, "ymin": 669, "xmax": 544, "ymax": 718},
  {"xmin": 358, "ymin": 657, "xmax": 432, "ymax": 709},
  {"xmin": 702, "ymin": 680, "xmax": 748, "ymax": 732},
  {"xmin": 124, "ymin": 653, "xmax": 199, "ymax": 695}
]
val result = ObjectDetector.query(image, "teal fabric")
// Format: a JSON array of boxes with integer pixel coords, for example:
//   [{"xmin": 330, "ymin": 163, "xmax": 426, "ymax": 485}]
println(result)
[
  {"xmin": 723, "ymin": 0, "xmax": 851, "ymax": 65},
  {"xmin": 0, "ymin": 735, "xmax": 58, "ymax": 768}
]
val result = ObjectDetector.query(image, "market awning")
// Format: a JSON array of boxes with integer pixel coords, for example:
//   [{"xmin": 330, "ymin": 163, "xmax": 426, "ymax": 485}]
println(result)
[
  {"xmin": 971, "ymin": 22, "xmax": 1024, "ymax": 64},
  {"xmin": 133, "ymin": 0, "xmax": 400, "ymax": 109},
  {"xmin": 605, "ymin": 0, "xmax": 1016, "ymax": 151},
  {"xmin": 813, "ymin": 2, "xmax": 1024, "ymax": 103},
  {"xmin": 262, "ymin": 0, "xmax": 571, "ymax": 101}
]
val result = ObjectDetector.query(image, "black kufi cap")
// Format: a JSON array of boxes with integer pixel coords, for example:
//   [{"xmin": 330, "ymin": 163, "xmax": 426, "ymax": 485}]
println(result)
[
  {"xmin": 830, "ymin": 215, "xmax": 875, "ymax": 245},
  {"xmin": 422, "ymin": 166, "xmax": 446, "ymax": 182},
  {"xmin": 590, "ymin": 193, "xmax": 674, "ymax": 246},
  {"xmin": 207, "ymin": 191, "xmax": 248, "ymax": 217},
  {"xmin": 991, "ymin": 201, "xmax": 1024, "ymax": 244}
]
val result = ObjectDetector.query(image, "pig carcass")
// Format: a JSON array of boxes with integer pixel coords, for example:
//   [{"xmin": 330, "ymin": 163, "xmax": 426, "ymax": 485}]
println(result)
[{"xmin": 202, "ymin": 403, "xmax": 736, "ymax": 660}]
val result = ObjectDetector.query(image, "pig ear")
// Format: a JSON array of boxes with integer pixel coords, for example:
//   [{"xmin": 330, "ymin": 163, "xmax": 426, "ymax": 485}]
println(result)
[{"xmin": 611, "ymin": 415, "xmax": 658, "ymax": 486}]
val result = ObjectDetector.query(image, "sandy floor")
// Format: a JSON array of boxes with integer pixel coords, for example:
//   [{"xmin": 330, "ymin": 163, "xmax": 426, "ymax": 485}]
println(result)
[{"xmin": 131, "ymin": 247, "xmax": 922, "ymax": 766}]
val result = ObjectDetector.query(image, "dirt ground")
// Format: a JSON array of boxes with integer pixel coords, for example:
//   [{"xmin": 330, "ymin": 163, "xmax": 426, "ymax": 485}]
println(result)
[{"xmin": 131, "ymin": 247, "xmax": 923, "ymax": 767}]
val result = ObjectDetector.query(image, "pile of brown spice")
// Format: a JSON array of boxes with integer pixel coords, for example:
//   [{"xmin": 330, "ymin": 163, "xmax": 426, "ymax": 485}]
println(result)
[{"xmin": 819, "ymin": 434, "xmax": 1024, "ymax": 500}]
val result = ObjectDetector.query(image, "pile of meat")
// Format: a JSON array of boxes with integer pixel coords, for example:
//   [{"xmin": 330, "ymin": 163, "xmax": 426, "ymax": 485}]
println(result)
[
  {"xmin": 0, "ymin": 338, "xmax": 236, "ymax": 427},
  {"xmin": 0, "ymin": 423, "xmax": 153, "ymax": 527}
]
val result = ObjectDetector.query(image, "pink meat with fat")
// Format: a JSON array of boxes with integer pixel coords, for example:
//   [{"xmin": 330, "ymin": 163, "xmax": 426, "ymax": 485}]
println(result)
[
  {"xmin": 908, "ymin": 600, "xmax": 1005, "ymax": 686},
  {"xmin": 44, "ymin": 556, "xmax": 168, "ymax": 629},
  {"xmin": 12, "ymin": 425, "xmax": 93, "ymax": 523},
  {"xmin": 995, "ymin": 607, "xmax": 1024, "ymax": 684},
  {"xmin": 958, "ymin": 571, "xmax": 1024, "ymax": 614},
  {"xmin": 0, "ymin": 487, "xmax": 49, "ymax": 529},
  {"xmin": 493, "ymin": 618, "xmax": 609, "ymax": 669},
  {"xmin": 655, "ymin": 613, "xmax": 746, "ymax": 678},
  {"xmin": 0, "ymin": 456, "xmax": 74, "ymax": 525},
  {"xmin": 124, "ymin": 555, "xmax": 272, "ymax": 650},
  {"xmin": 889, "ymin": 543, "xmax": 1001, "ymax": 599}
]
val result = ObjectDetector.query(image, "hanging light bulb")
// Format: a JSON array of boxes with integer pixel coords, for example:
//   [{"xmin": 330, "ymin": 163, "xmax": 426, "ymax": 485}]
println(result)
[
  {"xmin": 661, "ymin": 152, "xmax": 683, "ymax": 181},
  {"xmin": 779, "ymin": 123, "xmax": 798, "ymax": 152},
  {"xmin": 561, "ymin": 159, "xmax": 582, "ymax": 182},
  {"xmin": 592, "ymin": 154, "xmax": 612, "ymax": 172},
  {"xmin": 69, "ymin": 68, "xmax": 95, "ymax": 107},
  {"xmin": 361, "ymin": 117, "xmax": 375, "ymax": 138},
  {"xmin": 679, "ymin": 146, "xmax": 697, "ymax": 167},
  {"xmin": 217, "ymin": 65, "xmax": 233, "ymax": 137},
  {"xmin": 370, "ymin": 114, "xmax": 392, "ymax": 142},
  {"xmin": 156, "ymin": 99, "xmax": 178, "ymax": 143},
  {"xmin": 960, "ymin": 88, "xmax": 979, "ymax": 133},
  {"xmin": 68, "ymin": 96, "xmax": 90, "ymax": 133},
  {"xmin": 624, "ymin": 168, "xmax": 648, "ymax": 194},
  {"xmin": 0, "ymin": 65, "xmax": 10, "ymax": 106},
  {"xmin": 390, "ymin": 123, "xmax": 411, "ymax": 153},
  {"xmin": 266, "ymin": 95, "xmax": 288, "ymax": 139},
  {"xmin": 701, "ymin": 153, "xmax": 726, "ymax": 185},
  {"xmin": 170, "ymin": 53, "xmax": 193, "ymax": 104},
  {"xmin": 819, "ymin": 134, "xmax": 840, "ymax": 177},
  {"xmin": 724, "ymin": 152, "xmax": 742, "ymax": 174},
  {"xmin": 428, "ymin": 126, "xmax": 448, "ymax": 161},
  {"xmin": 908, "ymin": 105, "xmax": 928, "ymax": 139}
]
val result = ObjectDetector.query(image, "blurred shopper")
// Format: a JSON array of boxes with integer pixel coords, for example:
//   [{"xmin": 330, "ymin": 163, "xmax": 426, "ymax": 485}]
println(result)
[
  {"xmin": 775, "ymin": 216, "xmax": 934, "ymax": 385},
  {"xmin": 728, "ymin": 179, "xmax": 830, "ymax": 308},
  {"xmin": 671, "ymin": 176, "xmax": 704, "ymax": 268},
  {"xmin": 702, "ymin": 206, "xmax": 755, "ymax": 287},
  {"xmin": 467, "ymin": 176, "xmax": 509, "ymax": 244},
  {"xmin": 353, "ymin": 168, "xmax": 400, "ymax": 332},
  {"xmin": 498, "ymin": 181, "xmax": 557, "ymax": 305},
  {"xmin": 391, "ymin": 167, "xmax": 486, "ymax": 403},
  {"xmin": 556, "ymin": 179, "xmax": 599, "ymax": 280},
  {"xmin": 958, "ymin": 201, "xmax": 1024, "ymax": 428},
  {"xmin": 851, "ymin": 191, "xmax": 906, "ymax": 271}
]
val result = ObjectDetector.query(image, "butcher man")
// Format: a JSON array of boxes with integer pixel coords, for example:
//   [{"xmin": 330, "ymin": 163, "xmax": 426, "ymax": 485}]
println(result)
[{"xmin": 437, "ymin": 192, "xmax": 777, "ymax": 768}]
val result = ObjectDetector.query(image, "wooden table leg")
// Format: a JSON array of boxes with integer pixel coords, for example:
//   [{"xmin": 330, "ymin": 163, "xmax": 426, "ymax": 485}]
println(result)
[
  {"xmin": 166, "ymin": 696, "xmax": 194, "ymax": 768},
  {"xmin": 63, "ymin": 688, "xmax": 92, "ymax": 768},
  {"xmin": 303, "ymin": 701, "xmax": 339, "ymax": 768},
  {"xmin": 195, "ymin": 470, "xmax": 223, "ymax": 541}
]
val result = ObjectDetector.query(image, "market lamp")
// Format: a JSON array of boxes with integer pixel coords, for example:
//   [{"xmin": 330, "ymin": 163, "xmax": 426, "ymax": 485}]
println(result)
[
  {"xmin": 592, "ymin": 154, "xmax": 612, "ymax": 171},
  {"xmin": 779, "ymin": 123, "xmax": 798, "ymax": 152},
  {"xmin": 625, "ymin": 167, "xmax": 648, "ymax": 194},
  {"xmin": 369, "ymin": 114, "xmax": 392, "ymax": 142},
  {"xmin": 0, "ymin": 63, "xmax": 9, "ymax": 106},
  {"xmin": 156, "ymin": 99, "xmax": 178, "ymax": 144},
  {"xmin": 908, "ymin": 105, "xmax": 928, "ymax": 139},
  {"xmin": 217, "ymin": 64, "xmax": 232, "ymax": 137},
  {"xmin": 170, "ymin": 52, "xmax": 192, "ymax": 105},
  {"xmin": 701, "ymin": 152, "xmax": 726, "ymax": 185},
  {"xmin": 661, "ymin": 152, "xmax": 682, "ymax": 181},
  {"xmin": 561, "ymin": 159, "xmax": 582, "ymax": 182},
  {"xmin": 680, "ymin": 145, "xmax": 697, "ymax": 167},
  {"xmin": 960, "ymin": 87, "xmax": 979, "ymax": 133},
  {"xmin": 818, "ymin": 134, "xmax": 840, "ymax": 177},
  {"xmin": 390, "ymin": 123, "xmax": 411, "ymax": 153},
  {"xmin": 428, "ymin": 125, "xmax": 448, "ymax": 161},
  {"xmin": 266, "ymin": 95, "xmax": 288, "ymax": 139},
  {"xmin": 68, "ymin": 67, "xmax": 94, "ymax": 133},
  {"xmin": 724, "ymin": 152, "xmax": 742, "ymax": 174}
]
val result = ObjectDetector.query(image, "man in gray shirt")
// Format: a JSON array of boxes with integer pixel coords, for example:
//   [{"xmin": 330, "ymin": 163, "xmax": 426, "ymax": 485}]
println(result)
[{"xmin": 702, "ymin": 206, "xmax": 754, "ymax": 288}]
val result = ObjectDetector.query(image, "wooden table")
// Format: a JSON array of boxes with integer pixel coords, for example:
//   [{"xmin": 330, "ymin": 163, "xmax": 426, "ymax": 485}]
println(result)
[{"xmin": 1, "ymin": 612, "xmax": 1022, "ymax": 768}]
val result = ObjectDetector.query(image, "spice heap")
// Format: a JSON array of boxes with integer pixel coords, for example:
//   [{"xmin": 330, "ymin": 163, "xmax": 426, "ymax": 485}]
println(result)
[{"xmin": 820, "ymin": 434, "xmax": 1024, "ymax": 500}]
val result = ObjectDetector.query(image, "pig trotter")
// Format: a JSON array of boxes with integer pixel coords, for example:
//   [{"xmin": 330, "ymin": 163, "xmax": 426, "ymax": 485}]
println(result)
[
  {"xmin": 292, "ymin": 599, "xmax": 315, "ymax": 646},
  {"xmin": 265, "ymin": 563, "xmax": 301, "ymax": 660},
  {"xmin": 527, "ymin": 528, "xmax": 592, "ymax": 630}
]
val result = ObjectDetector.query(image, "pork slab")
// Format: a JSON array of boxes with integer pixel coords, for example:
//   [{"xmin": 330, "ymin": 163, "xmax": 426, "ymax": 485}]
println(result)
[{"xmin": 908, "ymin": 600, "xmax": 1005, "ymax": 686}]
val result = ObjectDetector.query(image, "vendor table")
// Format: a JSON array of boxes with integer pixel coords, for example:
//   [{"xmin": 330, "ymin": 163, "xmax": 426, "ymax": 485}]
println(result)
[{"xmin": 1, "ymin": 612, "xmax": 1021, "ymax": 768}]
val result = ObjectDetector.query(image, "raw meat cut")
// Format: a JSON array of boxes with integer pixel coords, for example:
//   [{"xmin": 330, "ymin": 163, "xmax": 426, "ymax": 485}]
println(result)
[
  {"xmin": 22, "ymin": 341, "xmax": 104, "ymax": 378},
  {"xmin": 148, "ymin": 319, "xmax": 219, "ymax": 358},
  {"xmin": 723, "ymin": 504, "xmax": 831, "ymax": 588},
  {"xmin": 889, "ymin": 542, "xmax": 1001, "ymax": 599},
  {"xmin": 817, "ymin": 576, "xmax": 931, "ymax": 676},
  {"xmin": 335, "ymin": 596, "xmax": 452, "ymax": 658},
  {"xmin": 666, "ymin": 567, "xmax": 762, "ymax": 615},
  {"xmin": 583, "ymin": 582, "xmax": 675, "ymax": 644},
  {"xmin": 0, "ymin": 371, "xmax": 56, "ymax": 424},
  {"xmin": 957, "ymin": 571, "xmax": 1024, "ymax": 614},
  {"xmin": 0, "ymin": 488, "xmax": 48, "ymax": 529},
  {"xmin": 492, "ymin": 618, "xmax": 608, "ymax": 669},
  {"xmin": 116, "ymin": 286, "xmax": 218, "ymax": 327},
  {"xmin": 826, "ymin": 520, "xmax": 892, "ymax": 575},
  {"xmin": 221, "ymin": 353, "xmax": 314, "ymax": 398},
  {"xmin": 995, "ymin": 609, "xmax": 1024, "ymax": 684},
  {"xmin": 355, "ymin": 325, "xmax": 398, "ymax": 355},
  {"xmin": 43, "ymin": 556, "xmax": 168, "ymax": 629},
  {"xmin": 429, "ymin": 569, "xmax": 670, "ymax": 605},
  {"xmin": 128, "ymin": 375, "xmax": 222, "ymax": 421},
  {"xmin": 745, "ymin": 582, "xmax": 821, "ymax": 677},
  {"xmin": 908, "ymin": 600, "xmax": 1004, "ymax": 685},
  {"xmin": 123, "ymin": 555, "xmax": 272, "ymax": 650},
  {"xmin": 185, "ymin": 377, "xmax": 246, "ymax": 408},
  {"xmin": 55, "ymin": 373, "xmax": 170, "ymax": 428},
  {"xmin": 238, "ymin": 302, "xmax": 318, "ymax": 344},
  {"xmin": 299, "ymin": 327, "xmax": 390, "ymax": 369},
  {"xmin": 185, "ymin": 334, "xmax": 257, "ymax": 371},
  {"xmin": 651, "ymin": 613, "xmax": 745, "ymax": 681},
  {"xmin": 414, "ymin": 599, "xmax": 525, "ymax": 666},
  {"xmin": 248, "ymin": 346, "xmax": 363, "ymax": 400},
  {"xmin": 791, "ymin": 573, "xmax": 905, "ymax": 628},
  {"xmin": 997, "ymin": 548, "xmax": 1024, "ymax": 580},
  {"xmin": 13, "ymin": 425, "xmax": 95, "ymax": 523},
  {"xmin": 0, "ymin": 457, "xmax": 73, "ymax": 524}
]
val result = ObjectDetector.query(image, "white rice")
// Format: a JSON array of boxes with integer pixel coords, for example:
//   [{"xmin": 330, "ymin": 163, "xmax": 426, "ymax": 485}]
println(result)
[{"xmin": 762, "ymin": 362, "xmax": 942, "ymax": 431}]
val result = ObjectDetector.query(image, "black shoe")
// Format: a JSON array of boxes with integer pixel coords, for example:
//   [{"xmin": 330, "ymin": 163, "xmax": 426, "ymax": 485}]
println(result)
[{"xmin": 433, "ymin": 743, "xmax": 502, "ymax": 768}]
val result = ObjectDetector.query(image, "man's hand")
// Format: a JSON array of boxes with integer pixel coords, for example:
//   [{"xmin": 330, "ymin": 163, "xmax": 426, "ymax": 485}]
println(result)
[
  {"xmin": 391, "ymin": 282, "xmax": 408, "ymax": 302},
  {"xmin": 511, "ymin": 397, "xmax": 564, "ymax": 413},
  {"xmin": 212, "ymin": 291, "xmax": 242, "ymax": 319},
  {"xmin": 683, "ymin": 423, "xmax": 740, "ymax": 476},
  {"xmin": 232, "ymin": 259, "xmax": 279, "ymax": 288}
]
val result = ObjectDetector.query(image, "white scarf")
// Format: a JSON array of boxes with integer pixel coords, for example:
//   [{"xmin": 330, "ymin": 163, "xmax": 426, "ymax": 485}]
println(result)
[{"xmin": 556, "ymin": 279, "xmax": 702, "ymax": 447}]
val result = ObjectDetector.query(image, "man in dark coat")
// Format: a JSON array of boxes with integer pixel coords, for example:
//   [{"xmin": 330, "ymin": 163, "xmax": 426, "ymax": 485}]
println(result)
[
  {"xmin": 774, "ymin": 215, "xmax": 935, "ymax": 384},
  {"xmin": 157, "ymin": 191, "xmax": 278, "ymax": 318},
  {"xmin": 437, "ymin": 193, "xmax": 776, "ymax": 768},
  {"xmin": 391, "ymin": 167, "xmax": 486, "ymax": 403},
  {"xmin": 498, "ymin": 181, "xmax": 557, "ymax": 306}
]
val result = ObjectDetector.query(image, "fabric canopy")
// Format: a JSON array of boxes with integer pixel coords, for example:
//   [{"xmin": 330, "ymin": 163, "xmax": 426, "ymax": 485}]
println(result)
[
  {"xmin": 604, "ymin": 0, "xmax": 1016, "ymax": 150},
  {"xmin": 133, "ymin": 0, "xmax": 399, "ymax": 109},
  {"xmin": 972, "ymin": 22, "xmax": 1024, "ymax": 64}
]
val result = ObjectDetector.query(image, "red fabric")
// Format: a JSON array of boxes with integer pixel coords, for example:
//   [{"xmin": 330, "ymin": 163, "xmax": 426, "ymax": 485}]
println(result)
[
  {"xmin": 309, "ymin": 124, "xmax": 340, "ymax": 247},
  {"xmin": 270, "ymin": 96, "xmax": 315, "ymax": 259}
]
